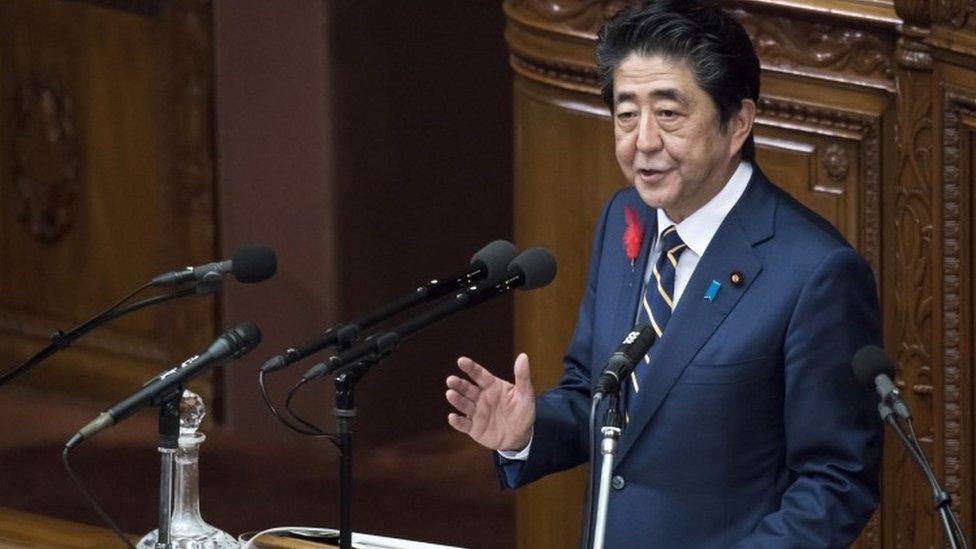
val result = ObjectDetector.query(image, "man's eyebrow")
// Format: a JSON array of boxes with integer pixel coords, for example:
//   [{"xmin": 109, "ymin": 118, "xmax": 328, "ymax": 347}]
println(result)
[
  {"xmin": 651, "ymin": 88, "xmax": 688, "ymax": 105},
  {"xmin": 614, "ymin": 91, "xmax": 636, "ymax": 106},
  {"xmin": 614, "ymin": 88, "xmax": 690, "ymax": 106}
]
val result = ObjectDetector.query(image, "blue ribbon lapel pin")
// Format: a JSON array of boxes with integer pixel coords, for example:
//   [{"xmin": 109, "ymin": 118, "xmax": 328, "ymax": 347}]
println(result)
[{"xmin": 704, "ymin": 280, "xmax": 721, "ymax": 302}]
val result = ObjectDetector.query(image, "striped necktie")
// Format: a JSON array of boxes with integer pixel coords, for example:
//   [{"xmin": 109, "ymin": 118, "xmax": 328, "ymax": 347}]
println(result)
[{"xmin": 629, "ymin": 225, "xmax": 687, "ymax": 408}]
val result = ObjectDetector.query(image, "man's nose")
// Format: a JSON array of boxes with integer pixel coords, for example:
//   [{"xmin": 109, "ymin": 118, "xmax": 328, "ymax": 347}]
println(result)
[{"xmin": 636, "ymin": 115, "xmax": 663, "ymax": 153}]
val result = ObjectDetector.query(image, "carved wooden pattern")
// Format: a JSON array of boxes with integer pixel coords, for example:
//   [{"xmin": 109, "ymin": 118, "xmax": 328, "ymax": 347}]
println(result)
[
  {"xmin": 729, "ymin": 9, "xmax": 895, "ymax": 91},
  {"xmin": 930, "ymin": 0, "xmax": 972, "ymax": 28},
  {"xmin": 822, "ymin": 143, "xmax": 851, "ymax": 182},
  {"xmin": 893, "ymin": 0, "xmax": 931, "ymax": 27},
  {"xmin": 505, "ymin": 0, "xmax": 625, "ymax": 38},
  {"xmin": 509, "ymin": 55, "xmax": 601, "ymax": 95},
  {"xmin": 12, "ymin": 78, "xmax": 82, "ymax": 243},
  {"xmin": 889, "ymin": 12, "xmax": 936, "ymax": 548},
  {"xmin": 755, "ymin": 96, "xmax": 882, "ymax": 272},
  {"xmin": 940, "ymin": 87, "xmax": 975, "ymax": 543},
  {"xmin": 504, "ymin": 1, "xmax": 898, "ymax": 97}
]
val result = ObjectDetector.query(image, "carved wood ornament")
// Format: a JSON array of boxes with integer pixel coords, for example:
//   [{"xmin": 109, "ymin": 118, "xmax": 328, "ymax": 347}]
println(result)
[
  {"xmin": 931, "ymin": 0, "xmax": 974, "ymax": 29},
  {"xmin": 506, "ymin": 0, "xmax": 627, "ymax": 37},
  {"xmin": 12, "ymin": 79, "xmax": 82, "ymax": 244},
  {"xmin": 729, "ymin": 9, "xmax": 895, "ymax": 91},
  {"xmin": 822, "ymin": 143, "xmax": 851, "ymax": 182},
  {"xmin": 505, "ymin": 1, "xmax": 898, "ymax": 95},
  {"xmin": 755, "ymin": 96, "xmax": 882, "ymax": 273},
  {"xmin": 890, "ymin": 0, "xmax": 939, "ymax": 546},
  {"xmin": 939, "ymin": 86, "xmax": 975, "ymax": 541}
]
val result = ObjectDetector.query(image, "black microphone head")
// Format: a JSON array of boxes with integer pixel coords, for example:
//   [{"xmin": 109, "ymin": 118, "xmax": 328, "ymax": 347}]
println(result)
[
  {"xmin": 471, "ymin": 240, "xmax": 517, "ymax": 285},
  {"xmin": 852, "ymin": 345, "xmax": 894, "ymax": 386},
  {"xmin": 509, "ymin": 247, "xmax": 557, "ymax": 290},
  {"xmin": 223, "ymin": 322, "xmax": 263, "ymax": 358},
  {"xmin": 231, "ymin": 244, "xmax": 277, "ymax": 283}
]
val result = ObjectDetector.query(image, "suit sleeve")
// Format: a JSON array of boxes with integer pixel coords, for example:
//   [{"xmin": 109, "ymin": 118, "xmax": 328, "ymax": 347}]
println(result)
[
  {"xmin": 732, "ymin": 246, "xmax": 883, "ymax": 548},
  {"xmin": 493, "ymin": 190, "xmax": 621, "ymax": 488}
]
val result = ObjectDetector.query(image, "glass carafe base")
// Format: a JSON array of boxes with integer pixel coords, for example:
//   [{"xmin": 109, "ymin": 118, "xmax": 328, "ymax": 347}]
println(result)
[{"xmin": 137, "ymin": 527, "xmax": 239, "ymax": 549}]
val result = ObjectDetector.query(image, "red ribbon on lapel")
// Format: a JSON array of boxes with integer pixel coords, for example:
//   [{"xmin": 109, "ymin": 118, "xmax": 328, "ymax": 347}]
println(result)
[{"xmin": 623, "ymin": 205, "xmax": 643, "ymax": 267}]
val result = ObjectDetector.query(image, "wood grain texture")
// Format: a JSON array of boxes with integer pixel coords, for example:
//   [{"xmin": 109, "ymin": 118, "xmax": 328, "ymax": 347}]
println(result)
[
  {"xmin": 0, "ymin": 0, "xmax": 216, "ymax": 403},
  {"xmin": 0, "ymin": 507, "xmax": 137, "ymax": 547},
  {"xmin": 512, "ymin": 77, "xmax": 621, "ymax": 549}
]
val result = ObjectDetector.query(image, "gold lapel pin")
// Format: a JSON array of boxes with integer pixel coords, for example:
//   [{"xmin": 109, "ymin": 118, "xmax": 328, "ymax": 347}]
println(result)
[{"xmin": 730, "ymin": 271, "xmax": 744, "ymax": 287}]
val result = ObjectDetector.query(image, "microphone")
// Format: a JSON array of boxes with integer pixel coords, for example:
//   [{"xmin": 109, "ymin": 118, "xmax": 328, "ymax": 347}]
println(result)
[
  {"xmin": 260, "ymin": 239, "xmax": 517, "ymax": 373},
  {"xmin": 66, "ymin": 323, "xmax": 262, "ymax": 448},
  {"xmin": 151, "ymin": 244, "xmax": 277, "ymax": 286},
  {"xmin": 852, "ymin": 345, "xmax": 911, "ymax": 420},
  {"xmin": 301, "ymin": 246, "xmax": 557, "ymax": 382},
  {"xmin": 593, "ymin": 324, "xmax": 656, "ymax": 397}
]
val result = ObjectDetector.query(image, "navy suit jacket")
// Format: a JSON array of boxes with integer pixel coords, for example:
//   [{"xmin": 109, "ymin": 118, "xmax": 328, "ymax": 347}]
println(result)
[{"xmin": 499, "ymin": 168, "xmax": 882, "ymax": 548}]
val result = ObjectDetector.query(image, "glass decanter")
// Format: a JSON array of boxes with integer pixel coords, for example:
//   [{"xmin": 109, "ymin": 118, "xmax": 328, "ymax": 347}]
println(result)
[{"xmin": 138, "ymin": 389, "xmax": 238, "ymax": 548}]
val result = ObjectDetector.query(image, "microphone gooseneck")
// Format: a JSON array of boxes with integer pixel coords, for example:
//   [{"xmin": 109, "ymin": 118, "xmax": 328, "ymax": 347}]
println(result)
[
  {"xmin": 301, "ymin": 246, "xmax": 557, "ymax": 382},
  {"xmin": 854, "ymin": 345, "xmax": 969, "ymax": 548},
  {"xmin": 260, "ymin": 239, "xmax": 517, "ymax": 374}
]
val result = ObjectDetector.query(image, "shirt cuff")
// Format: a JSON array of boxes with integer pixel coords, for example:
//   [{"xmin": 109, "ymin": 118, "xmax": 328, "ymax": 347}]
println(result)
[{"xmin": 497, "ymin": 431, "xmax": 533, "ymax": 461}]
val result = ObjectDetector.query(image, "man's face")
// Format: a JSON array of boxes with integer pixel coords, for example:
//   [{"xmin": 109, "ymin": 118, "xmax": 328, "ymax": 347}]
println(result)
[{"xmin": 613, "ymin": 53, "xmax": 752, "ymax": 222}]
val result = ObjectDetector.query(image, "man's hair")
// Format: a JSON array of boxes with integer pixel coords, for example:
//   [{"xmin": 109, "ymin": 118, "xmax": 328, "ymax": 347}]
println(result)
[{"xmin": 595, "ymin": 0, "xmax": 761, "ymax": 160}]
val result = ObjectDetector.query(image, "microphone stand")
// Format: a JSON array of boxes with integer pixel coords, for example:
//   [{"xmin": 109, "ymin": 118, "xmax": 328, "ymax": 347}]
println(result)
[
  {"xmin": 302, "ymin": 354, "xmax": 380, "ymax": 549},
  {"xmin": 154, "ymin": 386, "xmax": 184, "ymax": 549},
  {"xmin": 878, "ymin": 403, "xmax": 967, "ymax": 549},
  {"xmin": 592, "ymin": 395, "xmax": 622, "ymax": 549},
  {"xmin": 0, "ymin": 282, "xmax": 218, "ymax": 388},
  {"xmin": 334, "ymin": 356, "xmax": 376, "ymax": 549}
]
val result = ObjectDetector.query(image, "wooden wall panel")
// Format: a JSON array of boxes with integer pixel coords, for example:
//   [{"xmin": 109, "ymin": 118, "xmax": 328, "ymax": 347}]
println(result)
[
  {"xmin": 513, "ymin": 79, "xmax": 620, "ymax": 548},
  {"xmin": 932, "ymin": 82, "xmax": 976, "ymax": 547},
  {"xmin": 0, "ymin": 0, "xmax": 216, "ymax": 402},
  {"xmin": 754, "ymin": 74, "xmax": 890, "ymax": 271}
]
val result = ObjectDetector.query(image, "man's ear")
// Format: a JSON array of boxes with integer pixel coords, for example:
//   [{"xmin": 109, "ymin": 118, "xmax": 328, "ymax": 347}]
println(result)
[{"xmin": 728, "ymin": 99, "xmax": 757, "ymax": 157}]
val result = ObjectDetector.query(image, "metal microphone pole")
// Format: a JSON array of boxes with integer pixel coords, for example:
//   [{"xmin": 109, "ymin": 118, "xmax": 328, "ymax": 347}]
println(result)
[
  {"xmin": 879, "ymin": 402, "xmax": 967, "ymax": 549},
  {"xmin": 592, "ymin": 395, "xmax": 622, "ymax": 549},
  {"xmin": 333, "ymin": 357, "xmax": 375, "ymax": 549}
]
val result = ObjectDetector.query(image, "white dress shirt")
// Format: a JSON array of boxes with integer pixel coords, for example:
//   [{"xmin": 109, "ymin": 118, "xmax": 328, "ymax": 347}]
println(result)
[
  {"xmin": 642, "ymin": 160, "xmax": 753, "ymax": 310},
  {"xmin": 500, "ymin": 161, "xmax": 753, "ymax": 460}
]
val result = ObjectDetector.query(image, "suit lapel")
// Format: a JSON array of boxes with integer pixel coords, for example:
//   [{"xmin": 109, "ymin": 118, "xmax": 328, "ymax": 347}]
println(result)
[{"xmin": 615, "ymin": 173, "xmax": 776, "ymax": 464}]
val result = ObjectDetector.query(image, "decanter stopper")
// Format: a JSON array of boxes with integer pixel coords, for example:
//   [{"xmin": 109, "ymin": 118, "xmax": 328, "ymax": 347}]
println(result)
[
  {"xmin": 180, "ymin": 390, "xmax": 206, "ymax": 439},
  {"xmin": 137, "ymin": 389, "xmax": 238, "ymax": 548}
]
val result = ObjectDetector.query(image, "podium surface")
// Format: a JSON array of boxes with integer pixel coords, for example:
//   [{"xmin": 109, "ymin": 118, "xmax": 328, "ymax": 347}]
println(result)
[
  {"xmin": 0, "ymin": 506, "xmax": 137, "ymax": 547},
  {"xmin": 0, "ymin": 508, "xmax": 464, "ymax": 549}
]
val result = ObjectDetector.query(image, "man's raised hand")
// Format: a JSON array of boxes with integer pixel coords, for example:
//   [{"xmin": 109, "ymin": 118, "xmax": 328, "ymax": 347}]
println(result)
[{"xmin": 445, "ymin": 353, "xmax": 535, "ymax": 452}]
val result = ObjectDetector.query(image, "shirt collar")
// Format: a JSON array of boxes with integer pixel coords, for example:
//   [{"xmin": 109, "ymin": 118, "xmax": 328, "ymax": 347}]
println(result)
[{"xmin": 655, "ymin": 160, "xmax": 753, "ymax": 257}]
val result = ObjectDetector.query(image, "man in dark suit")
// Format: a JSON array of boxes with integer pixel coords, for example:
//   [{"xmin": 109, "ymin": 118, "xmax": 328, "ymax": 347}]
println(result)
[{"xmin": 445, "ymin": 2, "xmax": 882, "ymax": 547}]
